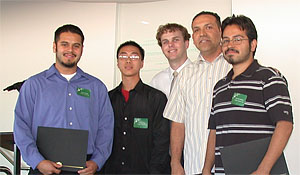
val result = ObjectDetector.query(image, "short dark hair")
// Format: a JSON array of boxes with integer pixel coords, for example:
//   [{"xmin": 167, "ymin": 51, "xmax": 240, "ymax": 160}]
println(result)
[
  {"xmin": 192, "ymin": 11, "xmax": 221, "ymax": 28},
  {"xmin": 156, "ymin": 23, "xmax": 191, "ymax": 47},
  {"xmin": 116, "ymin": 41, "xmax": 145, "ymax": 60},
  {"xmin": 54, "ymin": 24, "xmax": 84, "ymax": 44},
  {"xmin": 221, "ymin": 14, "xmax": 258, "ymax": 56}
]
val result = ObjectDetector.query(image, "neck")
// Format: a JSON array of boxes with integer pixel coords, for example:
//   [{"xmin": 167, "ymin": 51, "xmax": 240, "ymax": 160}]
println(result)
[
  {"xmin": 169, "ymin": 56, "xmax": 188, "ymax": 70},
  {"xmin": 121, "ymin": 75, "xmax": 140, "ymax": 91},
  {"xmin": 232, "ymin": 58, "xmax": 254, "ymax": 79},
  {"xmin": 201, "ymin": 46, "xmax": 222, "ymax": 63},
  {"xmin": 55, "ymin": 63, "xmax": 77, "ymax": 74}
]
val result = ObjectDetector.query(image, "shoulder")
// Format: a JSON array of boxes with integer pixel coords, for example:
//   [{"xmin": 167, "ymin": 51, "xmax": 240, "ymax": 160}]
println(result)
[
  {"xmin": 143, "ymin": 83, "xmax": 167, "ymax": 100},
  {"xmin": 255, "ymin": 65, "xmax": 287, "ymax": 84},
  {"xmin": 23, "ymin": 69, "xmax": 48, "ymax": 87},
  {"xmin": 151, "ymin": 68, "xmax": 169, "ymax": 80},
  {"xmin": 82, "ymin": 72, "xmax": 107, "ymax": 88}
]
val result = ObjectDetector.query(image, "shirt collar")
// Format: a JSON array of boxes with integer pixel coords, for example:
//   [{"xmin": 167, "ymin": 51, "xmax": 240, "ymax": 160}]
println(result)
[
  {"xmin": 197, "ymin": 53, "xmax": 224, "ymax": 64},
  {"xmin": 226, "ymin": 59, "xmax": 260, "ymax": 80},
  {"xmin": 117, "ymin": 79, "xmax": 144, "ymax": 93},
  {"xmin": 168, "ymin": 58, "xmax": 192, "ymax": 78},
  {"xmin": 45, "ymin": 64, "xmax": 88, "ymax": 81}
]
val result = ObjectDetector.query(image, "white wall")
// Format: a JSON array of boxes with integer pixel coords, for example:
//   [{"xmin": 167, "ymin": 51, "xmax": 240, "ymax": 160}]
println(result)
[
  {"xmin": 232, "ymin": 0, "xmax": 299, "ymax": 174},
  {"xmin": 0, "ymin": 1, "xmax": 117, "ymax": 173},
  {"xmin": 0, "ymin": 1, "xmax": 117, "ymax": 131},
  {"xmin": 0, "ymin": 0, "xmax": 298, "ymax": 174},
  {"xmin": 116, "ymin": 0, "xmax": 231, "ymax": 84}
]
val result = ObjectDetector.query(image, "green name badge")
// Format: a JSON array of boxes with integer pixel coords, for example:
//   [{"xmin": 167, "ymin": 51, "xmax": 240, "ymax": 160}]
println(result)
[
  {"xmin": 231, "ymin": 92, "xmax": 247, "ymax": 106},
  {"xmin": 77, "ymin": 88, "xmax": 90, "ymax": 98},
  {"xmin": 133, "ymin": 118, "xmax": 148, "ymax": 129}
]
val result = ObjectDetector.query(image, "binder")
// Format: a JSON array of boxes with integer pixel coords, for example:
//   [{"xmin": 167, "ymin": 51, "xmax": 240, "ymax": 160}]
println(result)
[
  {"xmin": 220, "ymin": 137, "xmax": 289, "ymax": 175},
  {"xmin": 36, "ymin": 126, "xmax": 89, "ymax": 172}
]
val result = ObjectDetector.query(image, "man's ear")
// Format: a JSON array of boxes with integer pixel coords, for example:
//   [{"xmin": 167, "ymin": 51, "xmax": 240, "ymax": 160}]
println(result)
[
  {"xmin": 53, "ymin": 42, "xmax": 57, "ymax": 53},
  {"xmin": 250, "ymin": 39, "xmax": 257, "ymax": 52}
]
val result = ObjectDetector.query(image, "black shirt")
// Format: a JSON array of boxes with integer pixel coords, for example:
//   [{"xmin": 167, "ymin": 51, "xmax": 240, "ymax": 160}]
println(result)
[{"xmin": 104, "ymin": 80, "xmax": 170, "ymax": 174}]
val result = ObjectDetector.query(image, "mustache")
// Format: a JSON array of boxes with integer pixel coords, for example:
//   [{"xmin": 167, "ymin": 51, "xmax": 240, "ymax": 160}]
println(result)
[
  {"xmin": 63, "ymin": 52, "xmax": 76, "ymax": 57},
  {"xmin": 199, "ymin": 36, "xmax": 210, "ymax": 41},
  {"xmin": 225, "ymin": 48, "xmax": 239, "ymax": 54}
]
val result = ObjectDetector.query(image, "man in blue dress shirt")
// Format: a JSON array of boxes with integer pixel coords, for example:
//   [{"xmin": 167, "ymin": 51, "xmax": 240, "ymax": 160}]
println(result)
[{"xmin": 14, "ymin": 24, "xmax": 114, "ymax": 175}]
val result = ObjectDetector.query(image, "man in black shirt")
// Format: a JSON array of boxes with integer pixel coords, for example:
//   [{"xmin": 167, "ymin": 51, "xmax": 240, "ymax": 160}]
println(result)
[{"xmin": 103, "ymin": 41, "xmax": 171, "ymax": 174}]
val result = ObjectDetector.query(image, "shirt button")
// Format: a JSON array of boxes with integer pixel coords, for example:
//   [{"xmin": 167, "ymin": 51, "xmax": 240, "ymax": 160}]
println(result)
[
  {"xmin": 121, "ymin": 162, "xmax": 125, "ymax": 165},
  {"xmin": 124, "ymin": 117, "xmax": 128, "ymax": 121},
  {"xmin": 69, "ymin": 107, "xmax": 73, "ymax": 111},
  {"xmin": 69, "ymin": 122, "xmax": 73, "ymax": 126},
  {"xmin": 122, "ymin": 146, "xmax": 126, "ymax": 150},
  {"xmin": 123, "ymin": 131, "xmax": 126, "ymax": 135},
  {"xmin": 68, "ymin": 93, "xmax": 72, "ymax": 96}
]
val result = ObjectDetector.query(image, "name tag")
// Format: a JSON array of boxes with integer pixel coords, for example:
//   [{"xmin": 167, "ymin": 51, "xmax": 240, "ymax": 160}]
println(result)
[
  {"xmin": 133, "ymin": 118, "xmax": 148, "ymax": 129},
  {"xmin": 77, "ymin": 88, "xmax": 90, "ymax": 98},
  {"xmin": 231, "ymin": 92, "xmax": 247, "ymax": 106}
]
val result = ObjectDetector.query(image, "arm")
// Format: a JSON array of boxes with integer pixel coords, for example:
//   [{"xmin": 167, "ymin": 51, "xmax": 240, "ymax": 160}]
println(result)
[
  {"xmin": 252, "ymin": 121, "xmax": 293, "ymax": 175},
  {"xmin": 170, "ymin": 121, "xmax": 185, "ymax": 175},
  {"xmin": 13, "ymin": 79, "xmax": 45, "ymax": 169},
  {"xmin": 149, "ymin": 93, "xmax": 170, "ymax": 174},
  {"xmin": 89, "ymin": 88, "xmax": 114, "ymax": 171},
  {"xmin": 202, "ymin": 129, "xmax": 216, "ymax": 175}
]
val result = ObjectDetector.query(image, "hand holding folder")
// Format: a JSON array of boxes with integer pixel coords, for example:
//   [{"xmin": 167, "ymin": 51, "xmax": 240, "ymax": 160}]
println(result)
[
  {"xmin": 220, "ymin": 137, "xmax": 289, "ymax": 175},
  {"xmin": 36, "ymin": 126, "xmax": 89, "ymax": 172}
]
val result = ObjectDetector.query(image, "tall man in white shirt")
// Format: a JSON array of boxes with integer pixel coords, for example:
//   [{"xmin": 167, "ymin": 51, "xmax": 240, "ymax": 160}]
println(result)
[
  {"xmin": 163, "ymin": 11, "xmax": 231, "ymax": 174},
  {"xmin": 150, "ymin": 23, "xmax": 192, "ymax": 97}
]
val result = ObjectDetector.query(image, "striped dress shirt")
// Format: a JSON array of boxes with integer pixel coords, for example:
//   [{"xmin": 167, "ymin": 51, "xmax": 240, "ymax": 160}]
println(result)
[{"xmin": 163, "ymin": 53, "xmax": 231, "ymax": 174}]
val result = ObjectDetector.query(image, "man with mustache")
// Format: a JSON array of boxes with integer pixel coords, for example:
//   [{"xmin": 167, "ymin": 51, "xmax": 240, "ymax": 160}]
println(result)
[
  {"xmin": 202, "ymin": 15, "xmax": 293, "ymax": 175},
  {"xmin": 163, "ymin": 11, "xmax": 231, "ymax": 174},
  {"xmin": 14, "ymin": 24, "xmax": 114, "ymax": 175}
]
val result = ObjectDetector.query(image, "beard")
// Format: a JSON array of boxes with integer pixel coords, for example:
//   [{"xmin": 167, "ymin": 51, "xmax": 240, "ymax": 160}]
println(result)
[
  {"xmin": 56, "ymin": 49, "xmax": 80, "ymax": 68},
  {"xmin": 225, "ymin": 48, "xmax": 251, "ymax": 65},
  {"xmin": 59, "ymin": 59, "xmax": 77, "ymax": 68}
]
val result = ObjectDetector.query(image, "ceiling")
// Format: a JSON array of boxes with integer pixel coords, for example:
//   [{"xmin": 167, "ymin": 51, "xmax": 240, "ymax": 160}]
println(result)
[{"xmin": 1, "ymin": 0, "xmax": 166, "ymax": 3}]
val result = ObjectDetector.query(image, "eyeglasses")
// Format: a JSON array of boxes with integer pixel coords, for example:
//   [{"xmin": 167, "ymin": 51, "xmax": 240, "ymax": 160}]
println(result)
[
  {"xmin": 221, "ymin": 37, "xmax": 249, "ymax": 46},
  {"xmin": 118, "ymin": 55, "xmax": 140, "ymax": 61}
]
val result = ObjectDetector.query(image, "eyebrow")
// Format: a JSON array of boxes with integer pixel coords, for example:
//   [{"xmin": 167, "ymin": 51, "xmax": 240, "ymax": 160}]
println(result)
[
  {"xmin": 223, "ymin": 34, "xmax": 245, "ymax": 39},
  {"xmin": 119, "ymin": 51, "xmax": 139, "ymax": 55}
]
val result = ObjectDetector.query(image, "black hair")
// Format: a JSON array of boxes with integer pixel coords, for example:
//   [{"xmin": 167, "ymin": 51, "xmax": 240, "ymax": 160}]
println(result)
[
  {"xmin": 221, "ymin": 14, "xmax": 257, "ymax": 56},
  {"xmin": 192, "ymin": 11, "xmax": 221, "ymax": 28},
  {"xmin": 54, "ymin": 24, "xmax": 84, "ymax": 44},
  {"xmin": 116, "ymin": 41, "xmax": 145, "ymax": 60}
]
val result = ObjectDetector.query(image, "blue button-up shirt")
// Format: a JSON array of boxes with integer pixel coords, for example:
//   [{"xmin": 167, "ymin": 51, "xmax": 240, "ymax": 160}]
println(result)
[{"xmin": 14, "ymin": 64, "xmax": 114, "ymax": 170}]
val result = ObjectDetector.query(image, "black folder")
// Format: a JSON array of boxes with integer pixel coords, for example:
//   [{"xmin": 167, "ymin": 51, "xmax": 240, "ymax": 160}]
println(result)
[
  {"xmin": 220, "ymin": 137, "xmax": 289, "ymax": 175},
  {"xmin": 36, "ymin": 126, "xmax": 89, "ymax": 172}
]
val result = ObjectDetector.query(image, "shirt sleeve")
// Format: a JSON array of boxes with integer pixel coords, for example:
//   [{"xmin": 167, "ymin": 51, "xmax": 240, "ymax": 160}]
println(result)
[
  {"xmin": 90, "ymin": 87, "xmax": 114, "ymax": 170},
  {"xmin": 13, "ymin": 79, "xmax": 45, "ymax": 169},
  {"xmin": 149, "ymin": 92, "xmax": 170, "ymax": 173},
  {"xmin": 208, "ymin": 92, "xmax": 217, "ymax": 130},
  {"xmin": 263, "ymin": 72, "xmax": 293, "ymax": 124}
]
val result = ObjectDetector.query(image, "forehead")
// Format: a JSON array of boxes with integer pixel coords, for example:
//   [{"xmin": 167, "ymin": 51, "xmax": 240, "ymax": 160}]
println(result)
[
  {"xmin": 192, "ymin": 14, "xmax": 217, "ymax": 27},
  {"xmin": 161, "ymin": 30, "xmax": 184, "ymax": 39},
  {"xmin": 119, "ymin": 45, "xmax": 141, "ymax": 55},
  {"xmin": 58, "ymin": 32, "xmax": 82, "ymax": 43},
  {"xmin": 222, "ymin": 24, "xmax": 247, "ymax": 37}
]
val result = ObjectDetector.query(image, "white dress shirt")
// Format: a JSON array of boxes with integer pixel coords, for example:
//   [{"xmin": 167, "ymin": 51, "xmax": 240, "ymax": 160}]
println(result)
[{"xmin": 150, "ymin": 58, "xmax": 192, "ymax": 98}]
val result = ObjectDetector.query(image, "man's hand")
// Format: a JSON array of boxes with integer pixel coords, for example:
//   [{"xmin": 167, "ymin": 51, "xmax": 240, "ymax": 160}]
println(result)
[
  {"xmin": 78, "ymin": 160, "xmax": 98, "ymax": 175},
  {"xmin": 37, "ymin": 160, "xmax": 62, "ymax": 175},
  {"xmin": 251, "ymin": 169, "xmax": 269, "ymax": 175},
  {"xmin": 171, "ymin": 161, "xmax": 185, "ymax": 175}
]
